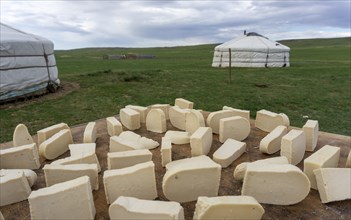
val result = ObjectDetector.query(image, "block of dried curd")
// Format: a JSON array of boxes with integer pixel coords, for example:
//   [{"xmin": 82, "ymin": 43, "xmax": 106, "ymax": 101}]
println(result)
[
  {"xmin": 162, "ymin": 155, "xmax": 221, "ymax": 203},
  {"xmin": 242, "ymin": 164, "xmax": 310, "ymax": 205},
  {"xmin": 109, "ymin": 196, "xmax": 184, "ymax": 220},
  {"xmin": 193, "ymin": 196, "xmax": 264, "ymax": 220}
]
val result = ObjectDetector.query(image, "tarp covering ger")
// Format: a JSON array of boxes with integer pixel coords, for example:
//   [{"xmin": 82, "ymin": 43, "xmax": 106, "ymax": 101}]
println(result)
[
  {"xmin": 212, "ymin": 32, "xmax": 290, "ymax": 68},
  {"xmin": 0, "ymin": 23, "xmax": 60, "ymax": 102}
]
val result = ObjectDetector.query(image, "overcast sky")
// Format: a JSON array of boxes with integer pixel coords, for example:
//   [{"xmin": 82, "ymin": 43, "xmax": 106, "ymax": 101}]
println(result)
[{"xmin": 1, "ymin": 0, "xmax": 350, "ymax": 49}]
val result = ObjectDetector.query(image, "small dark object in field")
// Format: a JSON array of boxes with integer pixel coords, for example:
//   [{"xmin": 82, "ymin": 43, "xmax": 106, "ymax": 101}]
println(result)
[
  {"xmin": 47, "ymin": 81, "xmax": 60, "ymax": 93},
  {"xmin": 254, "ymin": 84, "xmax": 268, "ymax": 88}
]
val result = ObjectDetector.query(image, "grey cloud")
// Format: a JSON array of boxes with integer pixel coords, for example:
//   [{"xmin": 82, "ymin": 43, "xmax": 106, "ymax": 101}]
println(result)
[
  {"xmin": 252, "ymin": 1, "xmax": 350, "ymax": 28},
  {"xmin": 1, "ymin": 0, "xmax": 349, "ymax": 49}
]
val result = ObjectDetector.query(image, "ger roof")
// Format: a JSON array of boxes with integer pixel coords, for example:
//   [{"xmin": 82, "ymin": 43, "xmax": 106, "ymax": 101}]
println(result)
[
  {"xmin": 215, "ymin": 33, "xmax": 290, "ymax": 53},
  {"xmin": 0, "ymin": 23, "xmax": 54, "ymax": 56}
]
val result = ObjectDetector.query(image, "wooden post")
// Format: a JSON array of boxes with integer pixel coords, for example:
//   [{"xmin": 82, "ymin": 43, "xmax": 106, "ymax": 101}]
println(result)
[{"xmin": 229, "ymin": 48, "xmax": 232, "ymax": 83}]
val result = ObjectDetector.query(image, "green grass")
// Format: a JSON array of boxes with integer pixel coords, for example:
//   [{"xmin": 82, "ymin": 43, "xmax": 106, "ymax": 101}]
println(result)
[{"xmin": 0, "ymin": 37, "xmax": 350, "ymax": 143}]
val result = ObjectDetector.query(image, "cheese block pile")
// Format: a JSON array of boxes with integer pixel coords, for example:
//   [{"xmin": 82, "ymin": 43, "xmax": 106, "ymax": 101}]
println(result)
[{"xmin": 0, "ymin": 97, "xmax": 350, "ymax": 220}]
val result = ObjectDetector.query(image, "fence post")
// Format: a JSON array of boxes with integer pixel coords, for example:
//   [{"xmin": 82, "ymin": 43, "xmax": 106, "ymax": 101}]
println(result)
[{"xmin": 229, "ymin": 48, "xmax": 232, "ymax": 83}]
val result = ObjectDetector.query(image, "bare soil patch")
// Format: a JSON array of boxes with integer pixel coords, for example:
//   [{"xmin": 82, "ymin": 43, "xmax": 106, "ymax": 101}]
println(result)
[{"xmin": 0, "ymin": 81, "xmax": 80, "ymax": 110}]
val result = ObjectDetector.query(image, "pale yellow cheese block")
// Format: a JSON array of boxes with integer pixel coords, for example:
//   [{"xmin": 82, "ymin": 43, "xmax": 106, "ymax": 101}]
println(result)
[
  {"xmin": 146, "ymin": 109, "xmax": 167, "ymax": 133},
  {"xmin": 233, "ymin": 162, "xmax": 250, "ymax": 181},
  {"xmin": 219, "ymin": 116, "xmax": 250, "ymax": 143},
  {"xmin": 150, "ymin": 104, "xmax": 170, "ymax": 120},
  {"xmin": 109, "ymin": 196, "xmax": 184, "ymax": 220},
  {"xmin": 303, "ymin": 145, "xmax": 340, "ymax": 189},
  {"xmin": 280, "ymin": 129, "xmax": 306, "ymax": 165},
  {"xmin": 107, "ymin": 149, "xmax": 152, "ymax": 169},
  {"xmin": 109, "ymin": 136, "xmax": 144, "ymax": 152},
  {"xmin": 39, "ymin": 129, "xmax": 73, "ymax": 160},
  {"xmin": 314, "ymin": 168, "xmax": 351, "ymax": 203},
  {"xmin": 303, "ymin": 120, "xmax": 319, "ymax": 152},
  {"xmin": 161, "ymin": 137, "xmax": 172, "ymax": 167},
  {"xmin": 103, "ymin": 161, "xmax": 157, "ymax": 204},
  {"xmin": 175, "ymin": 98, "xmax": 194, "ymax": 109},
  {"xmin": 119, "ymin": 131, "xmax": 159, "ymax": 149},
  {"xmin": 185, "ymin": 109, "xmax": 205, "ymax": 134},
  {"xmin": 37, "ymin": 123, "xmax": 69, "ymax": 146},
  {"xmin": 13, "ymin": 123, "xmax": 34, "ymax": 147},
  {"xmin": 83, "ymin": 122, "xmax": 97, "ymax": 143},
  {"xmin": 20, "ymin": 169, "xmax": 37, "ymax": 187},
  {"xmin": 193, "ymin": 196, "xmax": 264, "ymax": 220},
  {"xmin": 206, "ymin": 110, "xmax": 236, "ymax": 134},
  {"xmin": 52, "ymin": 153, "xmax": 101, "ymax": 173},
  {"xmin": 0, "ymin": 143, "xmax": 40, "ymax": 169},
  {"xmin": 118, "ymin": 131, "xmax": 149, "ymax": 145},
  {"xmin": 233, "ymin": 156, "xmax": 289, "ymax": 181},
  {"xmin": 222, "ymin": 106, "xmax": 250, "ymax": 121},
  {"xmin": 119, "ymin": 130, "xmax": 141, "ymax": 141},
  {"xmin": 213, "ymin": 138, "xmax": 246, "ymax": 168},
  {"xmin": 0, "ymin": 170, "xmax": 31, "ymax": 206},
  {"xmin": 346, "ymin": 150, "xmax": 351, "ymax": 168},
  {"xmin": 0, "ymin": 169, "xmax": 37, "ymax": 187},
  {"xmin": 139, "ymin": 137, "xmax": 159, "ymax": 149},
  {"xmin": 169, "ymin": 106, "xmax": 190, "ymax": 130},
  {"xmin": 164, "ymin": 130, "xmax": 190, "ymax": 145},
  {"xmin": 242, "ymin": 164, "xmax": 310, "ymax": 205},
  {"xmin": 69, "ymin": 143, "xmax": 96, "ymax": 156},
  {"xmin": 126, "ymin": 105, "xmax": 149, "ymax": 123},
  {"xmin": 162, "ymin": 155, "xmax": 221, "ymax": 203},
  {"xmin": 119, "ymin": 108, "xmax": 140, "ymax": 130},
  {"xmin": 259, "ymin": 125, "xmax": 287, "ymax": 154},
  {"xmin": 106, "ymin": 117, "xmax": 123, "ymax": 136},
  {"xmin": 190, "ymin": 127, "xmax": 213, "ymax": 156},
  {"xmin": 255, "ymin": 109, "xmax": 289, "ymax": 132},
  {"xmin": 44, "ymin": 164, "xmax": 99, "ymax": 190},
  {"xmin": 28, "ymin": 176, "xmax": 96, "ymax": 220}
]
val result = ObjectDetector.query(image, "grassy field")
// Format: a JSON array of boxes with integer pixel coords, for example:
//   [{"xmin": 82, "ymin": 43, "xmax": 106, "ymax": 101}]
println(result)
[{"xmin": 0, "ymin": 37, "xmax": 350, "ymax": 143}]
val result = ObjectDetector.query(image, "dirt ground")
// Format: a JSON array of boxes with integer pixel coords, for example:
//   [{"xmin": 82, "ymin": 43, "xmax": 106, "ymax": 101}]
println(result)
[{"xmin": 0, "ymin": 81, "xmax": 80, "ymax": 110}]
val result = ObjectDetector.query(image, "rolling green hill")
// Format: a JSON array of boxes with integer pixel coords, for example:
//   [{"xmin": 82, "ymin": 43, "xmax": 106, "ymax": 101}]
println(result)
[{"xmin": 0, "ymin": 37, "xmax": 350, "ymax": 142}]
